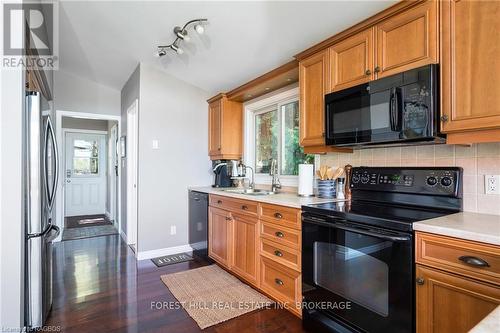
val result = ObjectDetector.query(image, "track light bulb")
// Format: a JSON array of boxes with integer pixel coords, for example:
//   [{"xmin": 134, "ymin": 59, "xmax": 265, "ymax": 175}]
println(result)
[
  {"xmin": 176, "ymin": 29, "xmax": 190, "ymax": 42},
  {"xmin": 171, "ymin": 44, "xmax": 183, "ymax": 55},
  {"xmin": 194, "ymin": 24, "xmax": 204, "ymax": 34},
  {"xmin": 157, "ymin": 49, "xmax": 166, "ymax": 57}
]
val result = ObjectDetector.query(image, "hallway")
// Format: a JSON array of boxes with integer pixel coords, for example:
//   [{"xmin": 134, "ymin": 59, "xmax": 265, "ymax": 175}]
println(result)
[{"xmin": 45, "ymin": 235, "xmax": 305, "ymax": 332}]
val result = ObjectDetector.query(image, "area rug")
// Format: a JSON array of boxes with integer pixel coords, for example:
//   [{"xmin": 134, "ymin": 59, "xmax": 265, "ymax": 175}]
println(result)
[
  {"xmin": 151, "ymin": 252, "xmax": 193, "ymax": 267},
  {"xmin": 160, "ymin": 265, "xmax": 273, "ymax": 329},
  {"xmin": 65, "ymin": 214, "xmax": 112, "ymax": 228}
]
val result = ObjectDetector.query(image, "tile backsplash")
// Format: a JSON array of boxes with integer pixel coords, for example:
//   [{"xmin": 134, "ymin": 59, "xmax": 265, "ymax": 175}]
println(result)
[{"xmin": 319, "ymin": 143, "xmax": 500, "ymax": 215}]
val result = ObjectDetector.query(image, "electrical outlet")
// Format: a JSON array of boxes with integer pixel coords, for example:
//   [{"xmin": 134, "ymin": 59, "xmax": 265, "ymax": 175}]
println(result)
[
  {"xmin": 484, "ymin": 175, "xmax": 500, "ymax": 194},
  {"xmin": 170, "ymin": 225, "xmax": 176, "ymax": 235},
  {"xmin": 152, "ymin": 140, "xmax": 159, "ymax": 149}
]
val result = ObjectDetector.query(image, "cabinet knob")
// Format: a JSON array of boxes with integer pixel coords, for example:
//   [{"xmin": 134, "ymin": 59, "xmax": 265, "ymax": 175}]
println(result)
[
  {"xmin": 274, "ymin": 212, "xmax": 283, "ymax": 219},
  {"xmin": 274, "ymin": 250, "xmax": 283, "ymax": 257},
  {"xmin": 225, "ymin": 216, "xmax": 232, "ymax": 221},
  {"xmin": 218, "ymin": 147, "xmax": 221, "ymax": 151},
  {"xmin": 365, "ymin": 69, "xmax": 372, "ymax": 76},
  {"xmin": 275, "ymin": 278, "xmax": 284, "ymax": 286},
  {"xmin": 241, "ymin": 205, "xmax": 248, "ymax": 210},
  {"xmin": 440, "ymin": 115, "xmax": 449, "ymax": 122},
  {"xmin": 217, "ymin": 200, "xmax": 222, "ymax": 204},
  {"xmin": 275, "ymin": 231, "xmax": 284, "ymax": 238},
  {"xmin": 416, "ymin": 277, "xmax": 425, "ymax": 285},
  {"xmin": 374, "ymin": 66, "xmax": 380, "ymax": 73}
]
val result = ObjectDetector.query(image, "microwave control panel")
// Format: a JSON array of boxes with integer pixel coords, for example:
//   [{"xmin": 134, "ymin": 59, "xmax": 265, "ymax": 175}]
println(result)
[{"xmin": 350, "ymin": 167, "xmax": 462, "ymax": 197}]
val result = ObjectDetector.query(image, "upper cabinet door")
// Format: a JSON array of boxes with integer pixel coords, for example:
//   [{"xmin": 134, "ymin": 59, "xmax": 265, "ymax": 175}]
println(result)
[
  {"xmin": 299, "ymin": 49, "xmax": 330, "ymax": 147},
  {"xmin": 376, "ymin": 1, "xmax": 438, "ymax": 78},
  {"xmin": 208, "ymin": 100, "xmax": 222, "ymax": 156},
  {"xmin": 441, "ymin": 0, "xmax": 500, "ymax": 134},
  {"xmin": 330, "ymin": 28, "xmax": 374, "ymax": 92}
]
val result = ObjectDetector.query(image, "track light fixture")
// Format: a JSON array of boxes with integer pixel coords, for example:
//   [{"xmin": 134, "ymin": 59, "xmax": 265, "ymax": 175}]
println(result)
[{"xmin": 157, "ymin": 18, "xmax": 207, "ymax": 57}]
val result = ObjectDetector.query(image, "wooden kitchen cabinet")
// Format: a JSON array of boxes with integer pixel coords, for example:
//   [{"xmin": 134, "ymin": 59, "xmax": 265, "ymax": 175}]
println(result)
[
  {"xmin": 416, "ymin": 265, "xmax": 500, "ymax": 333},
  {"xmin": 440, "ymin": 0, "xmax": 500, "ymax": 143},
  {"xmin": 299, "ymin": 49, "xmax": 329, "ymax": 149},
  {"xmin": 231, "ymin": 213, "xmax": 259, "ymax": 286},
  {"xmin": 330, "ymin": 28, "xmax": 374, "ymax": 92},
  {"xmin": 416, "ymin": 232, "xmax": 500, "ymax": 333},
  {"xmin": 376, "ymin": 0, "xmax": 438, "ymax": 79},
  {"xmin": 207, "ymin": 94, "xmax": 243, "ymax": 160},
  {"xmin": 299, "ymin": 50, "xmax": 350, "ymax": 154},
  {"xmin": 208, "ymin": 207, "xmax": 232, "ymax": 268}
]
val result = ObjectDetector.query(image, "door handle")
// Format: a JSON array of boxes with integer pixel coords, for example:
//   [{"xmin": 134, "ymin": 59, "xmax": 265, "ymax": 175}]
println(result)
[{"xmin": 43, "ymin": 117, "xmax": 59, "ymax": 212}]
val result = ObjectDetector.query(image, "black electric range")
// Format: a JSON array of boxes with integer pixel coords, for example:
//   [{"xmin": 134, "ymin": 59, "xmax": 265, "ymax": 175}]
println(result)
[{"xmin": 301, "ymin": 167, "xmax": 463, "ymax": 333}]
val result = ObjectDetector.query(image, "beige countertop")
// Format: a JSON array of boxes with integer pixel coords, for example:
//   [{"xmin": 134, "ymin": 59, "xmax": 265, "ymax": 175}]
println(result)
[
  {"xmin": 469, "ymin": 305, "xmax": 500, "ymax": 333},
  {"xmin": 189, "ymin": 186, "xmax": 346, "ymax": 209},
  {"xmin": 413, "ymin": 212, "xmax": 500, "ymax": 246}
]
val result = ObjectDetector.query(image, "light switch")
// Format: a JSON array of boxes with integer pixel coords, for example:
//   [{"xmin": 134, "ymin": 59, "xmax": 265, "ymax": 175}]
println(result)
[{"xmin": 152, "ymin": 140, "xmax": 159, "ymax": 149}]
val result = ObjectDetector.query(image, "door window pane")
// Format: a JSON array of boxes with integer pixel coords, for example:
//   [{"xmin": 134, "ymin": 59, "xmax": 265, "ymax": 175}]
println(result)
[
  {"xmin": 73, "ymin": 139, "xmax": 99, "ymax": 175},
  {"xmin": 255, "ymin": 110, "xmax": 278, "ymax": 174},
  {"xmin": 281, "ymin": 101, "xmax": 309, "ymax": 175}
]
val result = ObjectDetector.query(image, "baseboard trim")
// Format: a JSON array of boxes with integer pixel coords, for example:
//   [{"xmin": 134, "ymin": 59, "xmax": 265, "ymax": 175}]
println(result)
[{"xmin": 137, "ymin": 244, "xmax": 193, "ymax": 261}]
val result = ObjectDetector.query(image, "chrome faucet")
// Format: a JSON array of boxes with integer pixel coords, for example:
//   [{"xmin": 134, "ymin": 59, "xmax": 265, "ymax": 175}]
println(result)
[
  {"xmin": 270, "ymin": 159, "xmax": 281, "ymax": 193},
  {"xmin": 245, "ymin": 165, "xmax": 255, "ymax": 189}
]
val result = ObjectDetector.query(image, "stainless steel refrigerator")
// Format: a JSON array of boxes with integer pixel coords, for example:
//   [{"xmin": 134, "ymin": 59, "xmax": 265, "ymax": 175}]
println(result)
[{"xmin": 24, "ymin": 91, "xmax": 60, "ymax": 329}]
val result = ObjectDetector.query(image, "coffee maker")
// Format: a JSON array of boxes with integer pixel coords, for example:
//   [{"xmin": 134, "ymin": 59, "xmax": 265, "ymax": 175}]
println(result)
[{"xmin": 212, "ymin": 160, "xmax": 234, "ymax": 188}]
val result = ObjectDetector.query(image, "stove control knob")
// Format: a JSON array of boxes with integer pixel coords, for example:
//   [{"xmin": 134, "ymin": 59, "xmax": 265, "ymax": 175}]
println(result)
[
  {"xmin": 352, "ymin": 174, "xmax": 360, "ymax": 184},
  {"xmin": 361, "ymin": 174, "xmax": 370, "ymax": 184},
  {"xmin": 441, "ymin": 176, "xmax": 453, "ymax": 187},
  {"xmin": 427, "ymin": 176, "xmax": 438, "ymax": 186}
]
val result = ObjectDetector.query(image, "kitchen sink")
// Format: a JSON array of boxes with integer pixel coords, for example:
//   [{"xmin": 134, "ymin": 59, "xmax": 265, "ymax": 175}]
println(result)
[{"xmin": 222, "ymin": 188, "xmax": 274, "ymax": 196}]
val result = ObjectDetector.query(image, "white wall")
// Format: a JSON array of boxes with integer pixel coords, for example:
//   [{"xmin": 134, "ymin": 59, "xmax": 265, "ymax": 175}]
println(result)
[
  {"xmin": 54, "ymin": 70, "xmax": 120, "ymax": 116},
  {"xmin": 136, "ymin": 63, "xmax": 212, "ymax": 254}
]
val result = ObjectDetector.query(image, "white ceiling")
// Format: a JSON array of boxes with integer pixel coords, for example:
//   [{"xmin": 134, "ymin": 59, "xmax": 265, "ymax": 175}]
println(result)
[{"xmin": 58, "ymin": 1, "xmax": 396, "ymax": 94}]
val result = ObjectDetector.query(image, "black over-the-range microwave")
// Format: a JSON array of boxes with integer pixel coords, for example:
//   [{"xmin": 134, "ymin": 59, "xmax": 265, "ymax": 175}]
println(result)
[{"xmin": 325, "ymin": 64, "xmax": 443, "ymax": 147}]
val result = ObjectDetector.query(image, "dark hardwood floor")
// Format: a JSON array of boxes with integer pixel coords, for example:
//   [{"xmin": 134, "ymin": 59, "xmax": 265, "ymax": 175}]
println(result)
[{"xmin": 46, "ymin": 234, "xmax": 307, "ymax": 333}]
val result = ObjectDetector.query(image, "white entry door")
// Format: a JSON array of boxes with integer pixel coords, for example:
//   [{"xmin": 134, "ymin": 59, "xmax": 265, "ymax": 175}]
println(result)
[{"xmin": 65, "ymin": 132, "xmax": 107, "ymax": 216}]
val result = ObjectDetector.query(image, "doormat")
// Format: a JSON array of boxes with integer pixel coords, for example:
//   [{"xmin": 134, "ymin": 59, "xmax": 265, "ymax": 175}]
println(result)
[
  {"xmin": 151, "ymin": 252, "xmax": 193, "ymax": 267},
  {"xmin": 66, "ymin": 214, "xmax": 112, "ymax": 229}
]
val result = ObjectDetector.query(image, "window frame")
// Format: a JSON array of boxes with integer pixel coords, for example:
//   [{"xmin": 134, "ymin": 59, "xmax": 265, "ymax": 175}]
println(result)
[{"xmin": 244, "ymin": 86, "xmax": 317, "ymax": 187}]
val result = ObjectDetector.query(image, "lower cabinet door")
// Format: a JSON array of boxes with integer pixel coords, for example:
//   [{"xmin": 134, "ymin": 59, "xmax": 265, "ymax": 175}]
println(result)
[
  {"xmin": 208, "ymin": 207, "xmax": 232, "ymax": 268},
  {"xmin": 416, "ymin": 265, "xmax": 500, "ymax": 333},
  {"xmin": 231, "ymin": 213, "xmax": 259, "ymax": 286},
  {"xmin": 260, "ymin": 257, "xmax": 301, "ymax": 317}
]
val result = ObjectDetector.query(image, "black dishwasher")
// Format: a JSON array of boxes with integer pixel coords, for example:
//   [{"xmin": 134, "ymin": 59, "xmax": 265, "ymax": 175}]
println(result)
[{"xmin": 188, "ymin": 190, "xmax": 210, "ymax": 260}]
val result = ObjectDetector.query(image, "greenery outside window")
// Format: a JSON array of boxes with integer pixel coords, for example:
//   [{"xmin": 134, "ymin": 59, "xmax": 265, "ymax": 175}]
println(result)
[{"xmin": 245, "ymin": 87, "xmax": 315, "ymax": 186}]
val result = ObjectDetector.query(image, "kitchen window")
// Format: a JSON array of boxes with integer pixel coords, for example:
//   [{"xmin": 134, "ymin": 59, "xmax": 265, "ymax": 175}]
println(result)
[{"xmin": 244, "ymin": 87, "xmax": 315, "ymax": 186}]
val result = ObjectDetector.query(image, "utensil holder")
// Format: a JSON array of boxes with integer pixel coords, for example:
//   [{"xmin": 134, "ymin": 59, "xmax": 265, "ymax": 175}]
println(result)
[{"xmin": 317, "ymin": 179, "xmax": 337, "ymax": 198}]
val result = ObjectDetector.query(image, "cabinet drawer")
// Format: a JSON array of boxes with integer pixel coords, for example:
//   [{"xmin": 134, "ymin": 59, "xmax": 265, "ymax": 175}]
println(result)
[
  {"xmin": 261, "ymin": 221, "xmax": 300, "ymax": 250},
  {"xmin": 259, "ymin": 203, "xmax": 300, "ymax": 230},
  {"xmin": 416, "ymin": 232, "xmax": 500, "ymax": 286},
  {"xmin": 209, "ymin": 195, "xmax": 258, "ymax": 216},
  {"xmin": 260, "ymin": 238, "xmax": 300, "ymax": 271},
  {"xmin": 260, "ymin": 256, "xmax": 301, "ymax": 315}
]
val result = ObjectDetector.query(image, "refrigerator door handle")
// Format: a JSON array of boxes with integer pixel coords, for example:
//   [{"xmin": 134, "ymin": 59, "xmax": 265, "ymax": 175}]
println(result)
[
  {"xmin": 46, "ymin": 224, "xmax": 60, "ymax": 242},
  {"xmin": 27, "ymin": 222, "xmax": 52, "ymax": 239},
  {"xmin": 43, "ymin": 117, "xmax": 59, "ymax": 212}
]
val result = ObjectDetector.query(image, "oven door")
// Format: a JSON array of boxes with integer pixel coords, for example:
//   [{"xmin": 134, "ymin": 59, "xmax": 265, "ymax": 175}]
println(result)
[
  {"xmin": 325, "ymin": 85, "xmax": 402, "ymax": 146},
  {"xmin": 302, "ymin": 213, "xmax": 413, "ymax": 333}
]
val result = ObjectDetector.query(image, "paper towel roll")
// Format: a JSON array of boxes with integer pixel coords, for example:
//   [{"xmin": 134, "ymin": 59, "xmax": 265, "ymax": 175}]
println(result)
[{"xmin": 298, "ymin": 164, "xmax": 314, "ymax": 196}]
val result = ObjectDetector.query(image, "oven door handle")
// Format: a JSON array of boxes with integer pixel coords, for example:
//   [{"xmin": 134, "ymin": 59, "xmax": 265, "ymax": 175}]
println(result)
[{"xmin": 303, "ymin": 217, "xmax": 411, "ymax": 242}]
